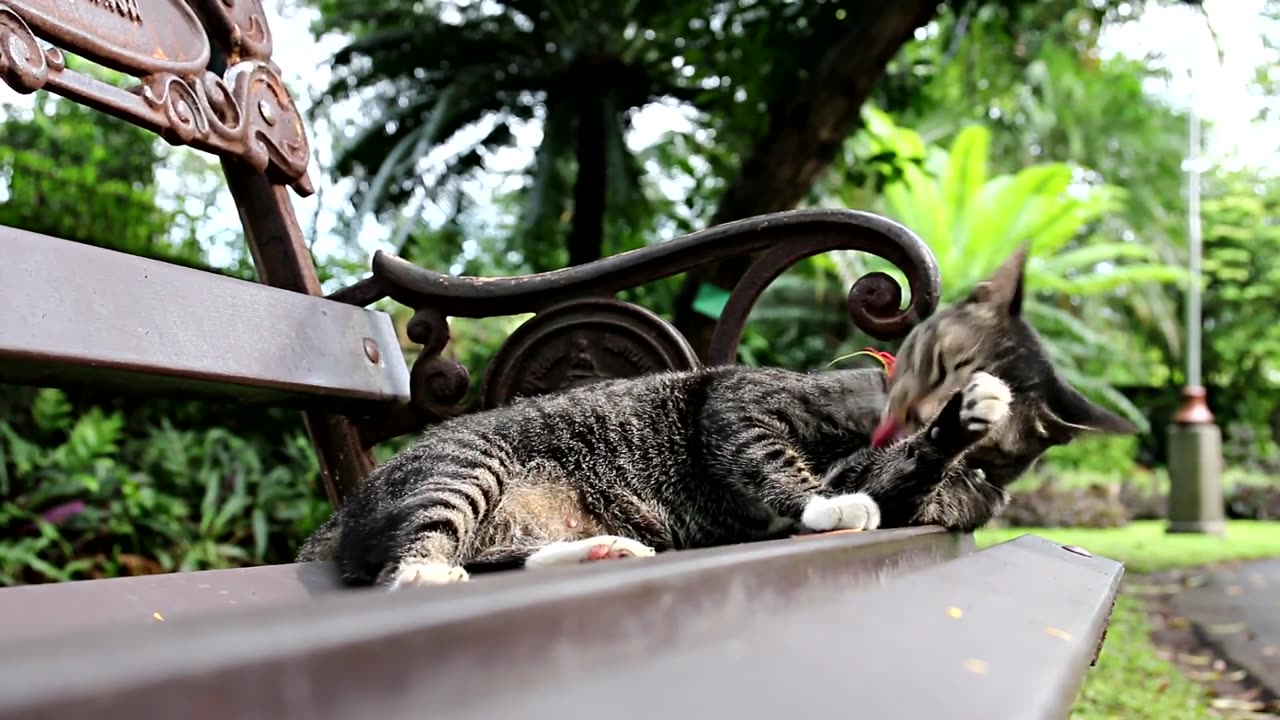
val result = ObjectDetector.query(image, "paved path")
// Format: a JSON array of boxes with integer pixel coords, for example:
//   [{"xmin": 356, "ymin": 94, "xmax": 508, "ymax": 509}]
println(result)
[{"xmin": 1170, "ymin": 558, "xmax": 1280, "ymax": 697}]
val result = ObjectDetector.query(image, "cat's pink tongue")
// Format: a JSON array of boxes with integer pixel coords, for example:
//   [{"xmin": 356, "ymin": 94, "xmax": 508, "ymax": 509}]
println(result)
[{"xmin": 871, "ymin": 417, "xmax": 900, "ymax": 448}]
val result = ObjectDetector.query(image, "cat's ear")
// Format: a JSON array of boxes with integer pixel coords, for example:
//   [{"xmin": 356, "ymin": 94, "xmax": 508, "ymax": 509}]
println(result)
[
  {"xmin": 966, "ymin": 243, "xmax": 1029, "ymax": 317},
  {"xmin": 1045, "ymin": 375, "xmax": 1140, "ymax": 439}
]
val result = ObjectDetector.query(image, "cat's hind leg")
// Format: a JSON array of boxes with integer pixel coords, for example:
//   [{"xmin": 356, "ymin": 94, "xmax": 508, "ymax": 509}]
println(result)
[
  {"xmin": 523, "ymin": 536, "xmax": 657, "ymax": 568},
  {"xmin": 385, "ymin": 561, "xmax": 470, "ymax": 589},
  {"xmin": 364, "ymin": 476, "xmax": 502, "ymax": 590},
  {"xmin": 378, "ymin": 519, "xmax": 475, "ymax": 590}
]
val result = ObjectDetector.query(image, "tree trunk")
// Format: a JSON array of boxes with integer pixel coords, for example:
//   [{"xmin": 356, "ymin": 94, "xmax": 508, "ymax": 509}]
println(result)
[
  {"xmin": 672, "ymin": 0, "xmax": 942, "ymax": 358},
  {"xmin": 567, "ymin": 99, "xmax": 607, "ymax": 267}
]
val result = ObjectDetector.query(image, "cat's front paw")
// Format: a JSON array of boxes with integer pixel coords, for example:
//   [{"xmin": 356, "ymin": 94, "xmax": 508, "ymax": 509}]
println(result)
[
  {"xmin": 960, "ymin": 372, "xmax": 1012, "ymax": 435},
  {"xmin": 386, "ymin": 560, "xmax": 470, "ymax": 591},
  {"xmin": 801, "ymin": 493, "xmax": 881, "ymax": 532},
  {"xmin": 524, "ymin": 536, "xmax": 657, "ymax": 568}
]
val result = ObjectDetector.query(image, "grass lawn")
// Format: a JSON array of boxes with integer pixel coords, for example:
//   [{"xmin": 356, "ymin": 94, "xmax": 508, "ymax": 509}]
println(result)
[
  {"xmin": 1070, "ymin": 595, "xmax": 1215, "ymax": 720},
  {"xmin": 974, "ymin": 520, "xmax": 1280, "ymax": 720},
  {"xmin": 975, "ymin": 520, "xmax": 1280, "ymax": 574}
]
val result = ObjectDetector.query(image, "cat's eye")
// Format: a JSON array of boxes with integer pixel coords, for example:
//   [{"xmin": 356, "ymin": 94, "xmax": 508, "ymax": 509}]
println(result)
[
  {"xmin": 930, "ymin": 347, "xmax": 948, "ymax": 388},
  {"xmin": 933, "ymin": 352, "xmax": 976, "ymax": 390}
]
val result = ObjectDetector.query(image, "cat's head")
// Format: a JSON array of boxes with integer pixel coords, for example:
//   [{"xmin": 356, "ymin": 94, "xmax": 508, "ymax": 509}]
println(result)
[{"xmin": 872, "ymin": 244, "xmax": 1138, "ymax": 447}]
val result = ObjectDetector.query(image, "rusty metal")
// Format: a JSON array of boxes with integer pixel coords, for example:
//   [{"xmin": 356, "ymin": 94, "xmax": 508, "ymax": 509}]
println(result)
[
  {"xmin": 0, "ymin": 0, "xmax": 372, "ymax": 502},
  {"xmin": 188, "ymin": 0, "xmax": 274, "ymax": 63},
  {"xmin": 340, "ymin": 209, "xmax": 938, "ymax": 322},
  {"xmin": 0, "ymin": 532, "xmax": 1122, "ymax": 720},
  {"xmin": 220, "ymin": 141, "xmax": 379, "ymax": 504},
  {"xmin": 333, "ymin": 208, "xmax": 940, "ymax": 437},
  {"xmin": 1172, "ymin": 385, "xmax": 1216, "ymax": 424},
  {"xmin": 0, "ymin": 0, "xmax": 312, "ymax": 195},
  {"xmin": 479, "ymin": 298, "xmax": 700, "ymax": 409},
  {"xmin": 3, "ymin": 0, "xmax": 208, "ymax": 76},
  {"xmin": 706, "ymin": 228, "xmax": 933, "ymax": 363}
]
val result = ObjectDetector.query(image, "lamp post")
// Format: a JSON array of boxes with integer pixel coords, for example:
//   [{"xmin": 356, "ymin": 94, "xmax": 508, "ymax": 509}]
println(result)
[{"xmin": 1167, "ymin": 0, "xmax": 1224, "ymax": 536}]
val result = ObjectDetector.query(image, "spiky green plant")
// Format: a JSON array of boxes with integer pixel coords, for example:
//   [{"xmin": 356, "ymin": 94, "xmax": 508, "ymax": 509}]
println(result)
[{"xmin": 820, "ymin": 108, "xmax": 1185, "ymax": 428}]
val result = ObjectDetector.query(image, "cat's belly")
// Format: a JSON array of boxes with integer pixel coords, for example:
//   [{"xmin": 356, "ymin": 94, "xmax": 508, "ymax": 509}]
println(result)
[{"xmin": 484, "ymin": 483, "xmax": 607, "ymax": 544}]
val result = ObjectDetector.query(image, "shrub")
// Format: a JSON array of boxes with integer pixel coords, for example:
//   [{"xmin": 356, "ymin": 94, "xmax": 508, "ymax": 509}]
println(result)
[
  {"xmin": 1117, "ymin": 472, "xmax": 1167, "ymax": 521},
  {"xmin": 1223, "ymin": 421, "xmax": 1280, "ymax": 475},
  {"xmin": 1225, "ymin": 483, "xmax": 1280, "ymax": 521},
  {"xmin": 1005, "ymin": 465, "xmax": 1280, "ymax": 527},
  {"xmin": 0, "ymin": 388, "xmax": 327, "ymax": 584},
  {"xmin": 1002, "ymin": 475, "xmax": 1130, "ymax": 528},
  {"xmin": 1038, "ymin": 434, "xmax": 1139, "ymax": 477}
]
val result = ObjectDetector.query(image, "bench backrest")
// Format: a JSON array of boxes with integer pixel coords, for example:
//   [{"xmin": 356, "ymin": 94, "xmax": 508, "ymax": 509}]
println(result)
[{"xmin": 0, "ymin": 0, "xmax": 410, "ymax": 504}]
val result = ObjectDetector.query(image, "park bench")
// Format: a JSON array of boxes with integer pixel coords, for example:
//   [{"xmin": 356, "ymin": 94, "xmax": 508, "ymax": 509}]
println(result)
[{"xmin": 0, "ymin": 1, "xmax": 1123, "ymax": 718}]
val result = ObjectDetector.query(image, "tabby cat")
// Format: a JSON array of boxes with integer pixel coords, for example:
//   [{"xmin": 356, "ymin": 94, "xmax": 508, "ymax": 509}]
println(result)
[{"xmin": 297, "ymin": 247, "xmax": 1136, "ymax": 589}]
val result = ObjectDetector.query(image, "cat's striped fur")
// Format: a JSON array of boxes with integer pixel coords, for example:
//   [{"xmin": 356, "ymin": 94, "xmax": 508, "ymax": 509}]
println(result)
[{"xmin": 297, "ymin": 247, "xmax": 1136, "ymax": 588}]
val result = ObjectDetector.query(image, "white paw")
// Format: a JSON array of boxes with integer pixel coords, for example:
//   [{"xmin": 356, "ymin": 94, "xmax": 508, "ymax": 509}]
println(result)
[
  {"xmin": 960, "ymin": 372, "xmax": 1012, "ymax": 434},
  {"xmin": 387, "ymin": 561, "xmax": 469, "ymax": 591},
  {"xmin": 801, "ymin": 493, "xmax": 882, "ymax": 532},
  {"xmin": 524, "ymin": 536, "xmax": 657, "ymax": 568}
]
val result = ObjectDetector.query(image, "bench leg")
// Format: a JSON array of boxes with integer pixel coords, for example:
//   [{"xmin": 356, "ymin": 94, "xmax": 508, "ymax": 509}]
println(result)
[{"xmin": 223, "ymin": 159, "xmax": 376, "ymax": 505}]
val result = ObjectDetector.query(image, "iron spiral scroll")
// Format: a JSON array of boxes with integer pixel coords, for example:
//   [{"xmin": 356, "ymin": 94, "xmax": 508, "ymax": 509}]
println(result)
[{"xmin": 328, "ymin": 208, "xmax": 941, "ymax": 443}]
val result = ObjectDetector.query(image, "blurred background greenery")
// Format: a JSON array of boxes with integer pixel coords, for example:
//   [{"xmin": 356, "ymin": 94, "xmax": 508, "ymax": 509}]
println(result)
[{"xmin": 1, "ymin": 0, "xmax": 1278, "ymax": 584}]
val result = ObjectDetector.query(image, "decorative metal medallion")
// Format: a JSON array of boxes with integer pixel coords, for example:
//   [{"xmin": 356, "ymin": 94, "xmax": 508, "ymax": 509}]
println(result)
[{"xmin": 479, "ymin": 299, "xmax": 700, "ymax": 409}]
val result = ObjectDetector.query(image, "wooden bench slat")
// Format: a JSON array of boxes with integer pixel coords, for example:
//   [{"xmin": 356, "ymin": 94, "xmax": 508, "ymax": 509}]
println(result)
[
  {"xmin": 0, "ymin": 227, "xmax": 410, "ymax": 408},
  {"xmin": 0, "ymin": 530, "xmax": 1127, "ymax": 720},
  {"xmin": 0, "ymin": 526, "xmax": 959, "ymax": 648},
  {"xmin": 0, "ymin": 563, "xmax": 345, "ymax": 645}
]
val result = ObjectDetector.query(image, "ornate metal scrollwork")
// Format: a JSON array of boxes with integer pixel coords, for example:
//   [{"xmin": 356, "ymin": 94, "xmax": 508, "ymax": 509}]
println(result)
[
  {"xmin": 478, "ymin": 299, "xmax": 699, "ymax": 410},
  {"xmin": 0, "ymin": 0, "xmax": 313, "ymax": 195},
  {"xmin": 190, "ymin": 0, "xmax": 273, "ymax": 63},
  {"xmin": 131, "ymin": 61, "xmax": 309, "ymax": 190},
  {"xmin": 330, "ymin": 209, "xmax": 941, "ymax": 443},
  {"xmin": 0, "ymin": 6, "xmax": 54, "ymax": 92},
  {"xmin": 3, "ymin": 0, "xmax": 211, "ymax": 78},
  {"xmin": 404, "ymin": 307, "xmax": 471, "ymax": 421}
]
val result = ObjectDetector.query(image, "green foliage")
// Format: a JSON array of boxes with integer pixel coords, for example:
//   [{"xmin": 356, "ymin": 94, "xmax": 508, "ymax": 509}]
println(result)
[
  {"xmin": 977, "ymin": 520, "xmax": 1280, "ymax": 575},
  {"xmin": 1002, "ymin": 460, "xmax": 1280, "ymax": 528},
  {"xmin": 0, "ymin": 58, "xmax": 325, "ymax": 585},
  {"xmin": 0, "ymin": 59, "xmax": 218, "ymax": 271},
  {"xmin": 305, "ymin": 0, "xmax": 954, "ymax": 268},
  {"xmin": 0, "ymin": 390, "xmax": 326, "ymax": 584},
  {"xmin": 307, "ymin": 0, "xmax": 704, "ymax": 266},
  {"xmin": 822, "ymin": 108, "xmax": 1182, "ymax": 428},
  {"xmin": 888, "ymin": 8, "xmax": 1193, "ymax": 400},
  {"xmin": 1199, "ymin": 168, "xmax": 1280, "ymax": 441},
  {"xmin": 1070, "ymin": 595, "xmax": 1215, "ymax": 720},
  {"xmin": 1040, "ymin": 435, "xmax": 1141, "ymax": 477}
]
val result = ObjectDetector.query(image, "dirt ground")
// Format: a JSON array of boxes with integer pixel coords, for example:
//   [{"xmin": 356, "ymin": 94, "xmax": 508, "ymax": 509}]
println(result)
[{"xmin": 1134, "ymin": 566, "xmax": 1280, "ymax": 719}]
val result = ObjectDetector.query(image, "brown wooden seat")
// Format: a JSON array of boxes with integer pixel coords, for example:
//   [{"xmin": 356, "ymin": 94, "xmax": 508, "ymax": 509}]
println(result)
[
  {"xmin": 0, "ymin": 227, "xmax": 408, "ymax": 409},
  {"xmin": 0, "ymin": 2, "xmax": 1122, "ymax": 718}
]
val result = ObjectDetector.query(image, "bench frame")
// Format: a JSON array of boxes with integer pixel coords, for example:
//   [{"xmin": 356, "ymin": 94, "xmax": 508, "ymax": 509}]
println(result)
[{"xmin": 0, "ymin": 2, "xmax": 1124, "ymax": 718}]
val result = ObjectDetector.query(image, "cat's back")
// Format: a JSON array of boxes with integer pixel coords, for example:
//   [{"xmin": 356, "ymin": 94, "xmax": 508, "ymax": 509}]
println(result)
[{"xmin": 373, "ymin": 367, "xmax": 730, "ymax": 475}]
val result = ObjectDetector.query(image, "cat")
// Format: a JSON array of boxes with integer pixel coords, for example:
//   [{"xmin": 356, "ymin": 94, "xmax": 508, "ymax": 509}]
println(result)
[{"xmin": 296, "ymin": 246, "xmax": 1137, "ymax": 589}]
